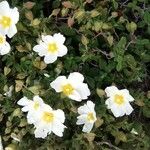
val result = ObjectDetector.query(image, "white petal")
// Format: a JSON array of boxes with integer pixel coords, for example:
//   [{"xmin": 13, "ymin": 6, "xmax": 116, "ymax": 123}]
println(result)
[
  {"xmin": 0, "ymin": 1, "xmax": 10, "ymax": 16},
  {"xmin": 125, "ymin": 103, "xmax": 134, "ymax": 115},
  {"xmin": 52, "ymin": 120, "xmax": 66, "ymax": 137},
  {"xmin": 33, "ymin": 44, "xmax": 47, "ymax": 56},
  {"xmin": 33, "ymin": 95, "xmax": 44, "ymax": 104},
  {"xmin": 105, "ymin": 86, "xmax": 118, "ymax": 97},
  {"xmin": 68, "ymin": 90, "xmax": 81, "ymax": 101},
  {"xmin": 7, "ymin": 24, "xmax": 17, "ymax": 38},
  {"xmin": 76, "ymin": 114, "xmax": 87, "ymax": 125},
  {"xmin": 42, "ymin": 35, "xmax": 53, "ymax": 43},
  {"xmin": 44, "ymin": 54, "xmax": 57, "ymax": 64},
  {"xmin": 0, "ymin": 42, "xmax": 10, "ymax": 55},
  {"xmin": 111, "ymin": 104, "xmax": 125, "ymax": 117},
  {"xmin": 53, "ymin": 33, "xmax": 65, "ymax": 44},
  {"xmin": 68, "ymin": 72, "xmax": 84, "ymax": 82},
  {"xmin": 120, "ymin": 89, "xmax": 134, "ymax": 102},
  {"xmin": 17, "ymin": 97, "xmax": 31, "ymax": 106},
  {"xmin": 0, "ymin": 26, "xmax": 8, "ymax": 35},
  {"xmin": 21, "ymin": 106, "xmax": 30, "ymax": 112},
  {"xmin": 50, "ymin": 76, "xmax": 67, "ymax": 92},
  {"xmin": 57, "ymin": 45, "xmax": 68, "ymax": 57},
  {"xmin": 54, "ymin": 109, "xmax": 65, "ymax": 123},
  {"xmin": 34, "ymin": 127, "xmax": 48, "ymax": 139},
  {"xmin": 78, "ymin": 105, "xmax": 89, "ymax": 114},
  {"xmin": 105, "ymin": 98, "xmax": 114, "ymax": 109},
  {"xmin": 10, "ymin": 7, "xmax": 19, "ymax": 24},
  {"xmin": 82, "ymin": 122, "xmax": 94, "ymax": 133},
  {"xmin": 87, "ymin": 101, "xmax": 95, "ymax": 112},
  {"xmin": 76, "ymin": 83, "xmax": 90, "ymax": 100},
  {"xmin": 27, "ymin": 114, "xmax": 35, "ymax": 124}
]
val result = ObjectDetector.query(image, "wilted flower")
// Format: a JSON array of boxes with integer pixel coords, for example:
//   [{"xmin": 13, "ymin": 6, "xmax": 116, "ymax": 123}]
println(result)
[
  {"xmin": 0, "ymin": 33, "xmax": 10, "ymax": 55},
  {"xmin": 34, "ymin": 104, "xmax": 66, "ymax": 138},
  {"xmin": 33, "ymin": 33, "xmax": 68, "ymax": 64},
  {"xmin": 0, "ymin": 1, "xmax": 19, "ymax": 38},
  {"xmin": 50, "ymin": 72, "xmax": 90, "ymax": 101},
  {"xmin": 105, "ymin": 86, "xmax": 134, "ymax": 117},
  {"xmin": 76, "ymin": 101, "xmax": 97, "ymax": 133}
]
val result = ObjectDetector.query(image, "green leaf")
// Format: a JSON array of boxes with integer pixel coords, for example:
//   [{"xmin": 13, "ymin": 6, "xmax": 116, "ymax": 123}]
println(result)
[{"xmin": 144, "ymin": 11, "xmax": 150, "ymax": 24}]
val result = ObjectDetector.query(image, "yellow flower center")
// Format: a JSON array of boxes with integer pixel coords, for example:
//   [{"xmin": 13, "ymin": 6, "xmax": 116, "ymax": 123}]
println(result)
[
  {"xmin": 87, "ymin": 112, "xmax": 95, "ymax": 121},
  {"xmin": 33, "ymin": 101, "xmax": 40, "ymax": 110},
  {"xmin": 114, "ymin": 94, "xmax": 124, "ymax": 105},
  {"xmin": 48, "ymin": 42, "xmax": 58, "ymax": 53},
  {"xmin": 0, "ymin": 35, "xmax": 5, "ymax": 44},
  {"xmin": 42, "ymin": 112, "xmax": 54, "ymax": 123},
  {"xmin": 62, "ymin": 84, "xmax": 74, "ymax": 96},
  {"xmin": 0, "ymin": 16, "xmax": 12, "ymax": 28}
]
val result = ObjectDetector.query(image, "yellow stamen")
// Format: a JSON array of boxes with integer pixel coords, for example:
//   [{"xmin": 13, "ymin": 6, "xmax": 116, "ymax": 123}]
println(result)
[
  {"xmin": 114, "ymin": 94, "xmax": 124, "ymax": 105},
  {"xmin": 0, "ymin": 36, "xmax": 5, "ymax": 44},
  {"xmin": 48, "ymin": 43, "xmax": 58, "ymax": 53},
  {"xmin": 42, "ymin": 112, "xmax": 54, "ymax": 123},
  {"xmin": 62, "ymin": 84, "xmax": 74, "ymax": 96},
  {"xmin": 0, "ymin": 16, "xmax": 12, "ymax": 28},
  {"xmin": 87, "ymin": 112, "xmax": 95, "ymax": 121},
  {"xmin": 33, "ymin": 101, "xmax": 40, "ymax": 110}
]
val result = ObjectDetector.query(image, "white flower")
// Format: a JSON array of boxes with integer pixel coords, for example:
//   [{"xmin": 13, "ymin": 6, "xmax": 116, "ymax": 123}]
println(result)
[
  {"xmin": 0, "ymin": 33, "xmax": 10, "ymax": 55},
  {"xmin": 33, "ymin": 104, "xmax": 66, "ymax": 138},
  {"xmin": 0, "ymin": 136, "xmax": 3, "ymax": 150},
  {"xmin": 50, "ymin": 72, "xmax": 90, "ymax": 101},
  {"xmin": 0, "ymin": 1, "xmax": 19, "ymax": 38},
  {"xmin": 105, "ymin": 86, "xmax": 134, "ymax": 117},
  {"xmin": 76, "ymin": 101, "xmax": 97, "ymax": 133},
  {"xmin": 17, "ymin": 95, "xmax": 45, "ymax": 124},
  {"xmin": 33, "ymin": 33, "xmax": 68, "ymax": 64}
]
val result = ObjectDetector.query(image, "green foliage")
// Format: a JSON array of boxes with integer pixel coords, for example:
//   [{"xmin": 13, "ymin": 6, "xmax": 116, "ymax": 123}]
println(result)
[{"xmin": 0, "ymin": 0, "xmax": 150, "ymax": 149}]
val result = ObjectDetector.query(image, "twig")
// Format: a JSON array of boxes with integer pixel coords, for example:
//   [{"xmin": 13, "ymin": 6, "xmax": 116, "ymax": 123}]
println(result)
[
  {"xmin": 93, "ymin": 32, "xmax": 103, "ymax": 39},
  {"xmin": 96, "ymin": 141, "xmax": 123, "ymax": 150},
  {"xmin": 120, "ymin": 0, "xmax": 130, "ymax": 7},
  {"xmin": 125, "ymin": 40, "xmax": 135, "ymax": 50},
  {"xmin": 92, "ymin": 48, "xmax": 111, "ymax": 59}
]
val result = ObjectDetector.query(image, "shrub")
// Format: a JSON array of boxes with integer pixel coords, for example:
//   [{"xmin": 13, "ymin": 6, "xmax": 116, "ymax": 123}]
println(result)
[{"xmin": 0, "ymin": 0, "xmax": 150, "ymax": 149}]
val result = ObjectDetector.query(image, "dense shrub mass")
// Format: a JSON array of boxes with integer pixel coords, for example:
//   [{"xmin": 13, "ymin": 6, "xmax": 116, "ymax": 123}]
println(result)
[{"xmin": 0, "ymin": 0, "xmax": 150, "ymax": 149}]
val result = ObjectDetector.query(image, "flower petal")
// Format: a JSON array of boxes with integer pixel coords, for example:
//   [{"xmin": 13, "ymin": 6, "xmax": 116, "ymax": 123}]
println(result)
[
  {"xmin": 0, "ymin": 42, "xmax": 10, "ymax": 55},
  {"xmin": 121, "ymin": 89, "xmax": 134, "ymax": 102},
  {"xmin": 68, "ymin": 90, "xmax": 81, "ymax": 101},
  {"xmin": 76, "ymin": 114, "xmax": 87, "ymax": 125},
  {"xmin": 50, "ymin": 76, "xmax": 67, "ymax": 92},
  {"xmin": 76, "ymin": 83, "xmax": 90, "ymax": 100},
  {"xmin": 0, "ymin": 1, "xmax": 10, "ymax": 16},
  {"xmin": 82, "ymin": 122, "xmax": 94, "ymax": 133},
  {"xmin": 34, "ymin": 127, "xmax": 48, "ymax": 139},
  {"xmin": 125, "ymin": 103, "xmax": 134, "ymax": 115},
  {"xmin": 10, "ymin": 7, "xmax": 19, "ymax": 24},
  {"xmin": 44, "ymin": 54, "xmax": 57, "ymax": 64},
  {"xmin": 53, "ymin": 33, "xmax": 65, "ymax": 44},
  {"xmin": 42, "ymin": 35, "xmax": 53, "ymax": 43},
  {"xmin": 68, "ymin": 72, "xmax": 84, "ymax": 82},
  {"xmin": 78, "ymin": 105, "xmax": 89, "ymax": 115},
  {"xmin": 33, "ymin": 44, "xmax": 47, "ymax": 56},
  {"xmin": 86, "ymin": 101, "xmax": 95, "ymax": 112},
  {"xmin": 57, "ymin": 45, "xmax": 68, "ymax": 57},
  {"xmin": 105, "ymin": 86, "xmax": 118, "ymax": 97},
  {"xmin": 54, "ymin": 109, "xmax": 65, "ymax": 123},
  {"xmin": 52, "ymin": 119, "xmax": 66, "ymax": 137},
  {"xmin": 17, "ymin": 97, "xmax": 31, "ymax": 106},
  {"xmin": 7, "ymin": 24, "xmax": 17, "ymax": 38}
]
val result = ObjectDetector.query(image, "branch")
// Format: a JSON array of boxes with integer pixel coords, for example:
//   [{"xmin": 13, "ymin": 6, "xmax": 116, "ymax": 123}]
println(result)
[{"xmin": 95, "ymin": 141, "xmax": 123, "ymax": 150}]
